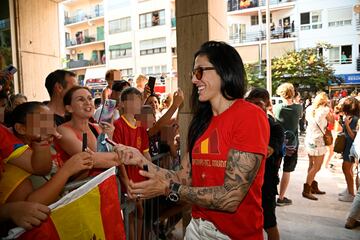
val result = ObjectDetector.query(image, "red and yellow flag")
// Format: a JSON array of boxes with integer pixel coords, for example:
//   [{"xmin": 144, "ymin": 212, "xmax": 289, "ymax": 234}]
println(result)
[{"xmin": 17, "ymin": 167, "xmax": 125, "ymax": 240}]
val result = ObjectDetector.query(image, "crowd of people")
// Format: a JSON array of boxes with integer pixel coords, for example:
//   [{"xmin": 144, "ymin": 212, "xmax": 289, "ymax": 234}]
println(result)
[{"xmin": 0, "ymin": 41, "xmax": 359, "ymax": 240}]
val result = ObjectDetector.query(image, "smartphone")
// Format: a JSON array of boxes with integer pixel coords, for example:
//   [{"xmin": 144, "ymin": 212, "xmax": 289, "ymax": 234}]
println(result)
[
  {"xmin": 105, "ymin": 138, "xmax": 117, "ymax": 146},
  {"xmin": 82, "ymin": 133, "xmax": 87, "ymax": 152},
  {"xmin": 98, "ymin": 99, "xmax": 117, "ymax": 123},
  {"xmin": 148, "ymin": 77, "xmax": 156, "ymax": 94},
  {"xmin": 5, "ymin": 65, "xmax": 17, "ymax": 75}
]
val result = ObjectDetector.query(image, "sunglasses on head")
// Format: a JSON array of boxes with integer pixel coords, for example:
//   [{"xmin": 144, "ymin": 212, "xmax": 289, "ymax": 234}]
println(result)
[{"xmin": 192, "ymin": 67, "xmax": 216, "ymax": 80}]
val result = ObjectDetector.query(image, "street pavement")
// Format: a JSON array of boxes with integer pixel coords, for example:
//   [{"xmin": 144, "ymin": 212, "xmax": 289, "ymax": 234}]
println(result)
[
  {"xmin": 276, "ymin": 136, "xmax": 360, "ymax": 240},
  {"xmin": 171, "ymin": 136, "xmax": 360, "ymax": 240}
]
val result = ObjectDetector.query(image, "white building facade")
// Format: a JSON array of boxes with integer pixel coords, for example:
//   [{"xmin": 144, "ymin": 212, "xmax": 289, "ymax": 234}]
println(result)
[
  {"xmin": 60, "ymin": 0, "xmax": 177, "ymax": 95},
  {"xmin": 227, "ymin": 0, "xmax": 360, "ymax": 86}
]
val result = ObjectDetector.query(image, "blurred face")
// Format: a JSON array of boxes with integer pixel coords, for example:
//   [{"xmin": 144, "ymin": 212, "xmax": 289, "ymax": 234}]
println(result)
[
  {"xmin": 122, "ymin": 94, "xmax": 142, "ymax": 115},
  {"xmin": 18, "ymin": 106, "xmax": 55, "ymax": 141},
  {"xmin": 67, "ymin": 89, "xmax": 94, "ymax": 119},
  {"xmin": 191, "ymin": 55, "xmax": 222, "ymax": 103},
  {"xmin": 137, "ymin": 106, "xmax": 156, "ymax": 129},
  {"xmin": 146, "ymin": 96, "xmax": 160, "ymax": 112},
  {"xmin": 248, "ymin": 98, "xmax": 267, "ymax": 113}
]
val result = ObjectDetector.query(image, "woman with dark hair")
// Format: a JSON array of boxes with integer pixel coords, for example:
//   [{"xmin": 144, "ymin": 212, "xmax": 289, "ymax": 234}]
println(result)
[
  {"xmin": 145, "ymin": 94, "xmax": 162, "ymax": 121},
  {"xmin": 339, "ymin": 97, "xmax": 360, "ymax": 202},
  {"xmin": 55, "ymin": 86, "xmax": 121, "ymax": 178},
  {"xmin": 115, "ymin": 41, "xmax": 270, "ymax": 239}
]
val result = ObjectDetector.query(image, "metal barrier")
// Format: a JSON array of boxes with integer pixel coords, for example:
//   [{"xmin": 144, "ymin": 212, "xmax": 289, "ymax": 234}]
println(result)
[{"xmin": 121, "ymin": 152, "xmax": 187, "ymax": 240}]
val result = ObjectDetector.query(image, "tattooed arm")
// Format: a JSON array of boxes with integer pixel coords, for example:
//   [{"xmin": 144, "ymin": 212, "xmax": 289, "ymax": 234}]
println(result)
[
  {"xmin": 179, "ymin": 149, "xmax": 262, "ymax": 212},
  {"xmin": 114, "ymin": 144, "xmax": 192, "ymax": 185}
]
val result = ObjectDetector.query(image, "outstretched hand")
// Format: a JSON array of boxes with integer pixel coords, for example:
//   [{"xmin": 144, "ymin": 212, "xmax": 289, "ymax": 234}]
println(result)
[
  {"xmin": 128, "ymin": 170, "xmax": 169, "ymax": 199},
  {"xmin": 113, "ymin": 144, "xmax": 146, "ymax": 166}
]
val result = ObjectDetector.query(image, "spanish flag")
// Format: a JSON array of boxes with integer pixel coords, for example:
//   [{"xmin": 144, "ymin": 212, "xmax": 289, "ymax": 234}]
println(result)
[{"xmin": 15, "ymin": 167, "xmax": 125, "ymax": 240}]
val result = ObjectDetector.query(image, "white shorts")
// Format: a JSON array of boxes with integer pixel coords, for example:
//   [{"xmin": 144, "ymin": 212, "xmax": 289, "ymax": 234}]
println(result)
[
  {"xmin": 184, "ymin": 218, "xmax": 230, "ymax": 240},
  {"xmin": 305, "ymin": 137, "xmax": 327, "ymax": 156}
]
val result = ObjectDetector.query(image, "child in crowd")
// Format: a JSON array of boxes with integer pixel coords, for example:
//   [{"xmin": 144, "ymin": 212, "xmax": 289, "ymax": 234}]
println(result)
[
  {"xmin": 113, "ymin": 87, "xmax": 151, "ymax": 240},
  {"xmin": 0, "ymin": 102, "xmax": 93, "ymax": 234}
]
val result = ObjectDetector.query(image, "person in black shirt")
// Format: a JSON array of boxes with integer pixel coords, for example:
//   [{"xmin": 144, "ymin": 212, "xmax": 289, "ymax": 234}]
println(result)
[
  {"xmin": 45, "ymin": 70, "xmax": 77, "ymax": 126},
  {"xmin": 246, "ymin": 88, "xmax": 284, "ymax": 240}
]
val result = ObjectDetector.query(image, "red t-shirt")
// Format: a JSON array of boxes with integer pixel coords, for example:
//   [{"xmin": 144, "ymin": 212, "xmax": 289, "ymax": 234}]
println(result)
[
  {"xmin": 191, "ymin": 99, "xmax": 270, "ymax": 240},
  {"xmin": 0, "ymin": 124, "xmax": 28, "ymax": 165},
  {"xmin": 113, "ymin": 116, "xmax": 149, "ymax": 183}
]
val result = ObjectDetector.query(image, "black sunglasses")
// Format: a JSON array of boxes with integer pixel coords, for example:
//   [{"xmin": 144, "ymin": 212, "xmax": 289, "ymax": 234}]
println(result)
[{"xmin": 192, "ymin": 67, "xmax": 216, "ymax": 80}]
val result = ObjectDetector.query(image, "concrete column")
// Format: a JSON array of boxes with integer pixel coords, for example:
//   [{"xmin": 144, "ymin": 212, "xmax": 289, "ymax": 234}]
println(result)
[
  {"xmin": 14, "ymin": 0, "xmax": 61, "ymax": 101},
  {"xmin": 176, "ymin": 0, "xmax": 227, "ymax": 155},
  {"xmin": 175, "ymin": 0, "xmax": 227, "ymax": 232}
]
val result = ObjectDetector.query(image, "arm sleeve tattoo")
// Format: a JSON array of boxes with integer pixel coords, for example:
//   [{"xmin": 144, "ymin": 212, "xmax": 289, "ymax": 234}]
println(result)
[{"xmin": 179, "ymin": 149, "xmax": 262, "ymax": 212}]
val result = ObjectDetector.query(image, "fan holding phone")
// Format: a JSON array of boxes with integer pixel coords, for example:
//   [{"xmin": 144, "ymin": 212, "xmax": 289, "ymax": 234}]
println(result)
[{"xmin": 0, "ymin": 64, "xmax": 17, "ymax": 92}]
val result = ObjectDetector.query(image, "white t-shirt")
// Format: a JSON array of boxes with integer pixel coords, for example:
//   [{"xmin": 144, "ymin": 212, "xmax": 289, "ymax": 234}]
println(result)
[{"xmin": 305, "ymin": 105, "xmax": 330, "ymax": 141}]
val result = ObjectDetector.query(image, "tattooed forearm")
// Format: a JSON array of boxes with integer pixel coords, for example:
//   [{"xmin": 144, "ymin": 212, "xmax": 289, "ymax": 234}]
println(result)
[
  {"xmin": 179, "ymin": 149, "xmax": 262, "ymax": 212},
  {"xmin": 147, "ymin": 153, "xmax": 192, "ymax": 185}
]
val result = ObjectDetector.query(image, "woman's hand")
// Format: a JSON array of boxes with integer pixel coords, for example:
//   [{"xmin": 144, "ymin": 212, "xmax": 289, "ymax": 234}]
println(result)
[
  {"xmin": 128, "ymin": 170, "xmax": 169, "ymax": 199},
  {"xmin": 0, "ymin": 70, "xmax": 13, "ymax": 92},
  {"xmin": 61, "ymin": 152, "xmax": 93, "ymax": 177},
  {"xmin": 143, "ymin": 84, "xmax": 151, "ymax": 102},
  {"xmin": 113, "ymin": 144, "xmax": 146, "ymax": 166},
  {"xmin": 173, "ymin": 89, "xmax": 184, "ymax": 108},
  {"xmin": 345, "ymin": 115, "xmax": 352, "ymax": 126}
]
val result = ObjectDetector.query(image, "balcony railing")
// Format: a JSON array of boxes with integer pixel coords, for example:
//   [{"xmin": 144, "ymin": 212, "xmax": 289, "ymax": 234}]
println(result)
[
  {"xmin": 229, "ymin": 27, "xmax": 298, "ymax": 44},
  {"xmin": 67, "ymin": 59, "xmax": 105, "ymax": 69},
  {"xmin": 227, "ymin": 0, "xmax": 295, "ymax": 12},
  {"xmin": 327, "ymin": 58, "xmax": 353, "ymax": 65},
  {"xmin": 356, "ymin": 19, "xmax": 360, "ymax": 31},
  {"xmin": 65, "ymin": 5, "xmax": 104, "ymax": 25},
  {"xmin": 66, "ymin": 34, "xmax": 104, "ymax": 47}
]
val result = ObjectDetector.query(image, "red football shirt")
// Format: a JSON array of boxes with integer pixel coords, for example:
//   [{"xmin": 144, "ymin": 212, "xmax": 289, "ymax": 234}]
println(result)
[
  {"xmin": 0, "ymin": 124, "xmax": 28, "ymax": 164},
  {"xmin": 191, "ymin": 99, "xmax": 270, "ymax": 240},
  {"xmin": 113, "ymin": 115, "xmax": 149, "ymax": 183}
]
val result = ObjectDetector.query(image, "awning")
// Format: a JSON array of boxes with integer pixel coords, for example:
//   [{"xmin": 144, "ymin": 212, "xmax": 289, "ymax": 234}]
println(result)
[
  {"xmin": 84, "ymin": 66, "xmax": 107, "ymax": 80},
  {"xmin": 109, "ymin": 43, "xmax": 132, "ymax": 51},
  {"xmin": 335, "ymin": 73, "xmax": 360, "ymax": 85}
]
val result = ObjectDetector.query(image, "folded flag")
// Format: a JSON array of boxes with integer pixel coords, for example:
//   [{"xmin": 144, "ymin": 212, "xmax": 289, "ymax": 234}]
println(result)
[{"xmin": 13, "ymin": 167, "xmax": 125, "ymax": 240}]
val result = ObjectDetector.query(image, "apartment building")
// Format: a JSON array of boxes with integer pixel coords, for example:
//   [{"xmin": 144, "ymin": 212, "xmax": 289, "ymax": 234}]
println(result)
[
  {"xmin": 60, "ymin": 0, "xmax": 176, "ymax": 95},
  {"xmin": 60, "ymin": 0, "xmax": 106, "ymax": 88},
  {"xmin": 227, "ymin": 0, "xmax": 360, "ymax": 86},
  {"xmin": 296, "ymin": 0, "xmax": 359, "ymax": 85},
  {"xmin": 105, "ymin": 0, "xmax": 176, "ymax": 94}
]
